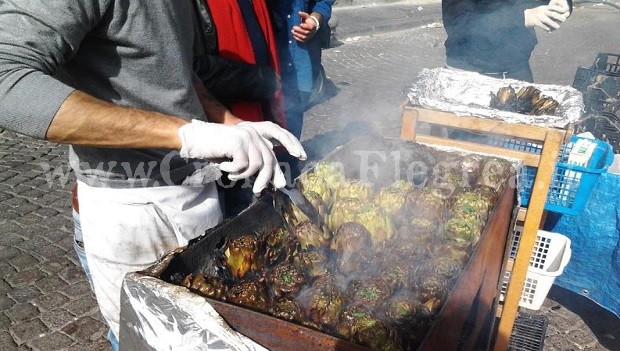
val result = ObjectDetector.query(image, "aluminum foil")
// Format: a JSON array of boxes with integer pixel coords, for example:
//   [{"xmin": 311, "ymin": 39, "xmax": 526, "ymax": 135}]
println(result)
[
  {"xmin": 120, "ymin": 274, "xmax": 267, "ymax": 351},
  {"xmin": 407, "ymin": 67, "xmax": 585, "ymax": 128}
]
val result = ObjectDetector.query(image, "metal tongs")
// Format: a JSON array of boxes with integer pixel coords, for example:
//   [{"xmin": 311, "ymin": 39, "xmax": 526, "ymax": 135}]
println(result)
[{"xmin": 278, "ymin": 184, "xmax": 328, "ymax": 231}]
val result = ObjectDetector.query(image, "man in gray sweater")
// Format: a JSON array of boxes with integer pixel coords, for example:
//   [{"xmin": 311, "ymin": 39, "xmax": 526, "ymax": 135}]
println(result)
[{"xmin": 0, "ymin": 1, "xmax": 306, "ymax": 348}]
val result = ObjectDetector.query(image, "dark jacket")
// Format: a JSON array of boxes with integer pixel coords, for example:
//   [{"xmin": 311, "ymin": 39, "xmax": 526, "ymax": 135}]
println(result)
[
  {"xmin": 443, "ymin": 0, "xmax": 572, "ymax": 74},
  {"xmin": 192, "ymin": 0, "xmax": 277, "ymax": 102}
]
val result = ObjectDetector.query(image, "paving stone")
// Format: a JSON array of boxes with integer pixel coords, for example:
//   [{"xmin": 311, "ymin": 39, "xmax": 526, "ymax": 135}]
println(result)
[
  {"xmin": 9, "ymin": 253, "xmax": 41, "ymax": 272},
  {"xmin": 0, "ymin": 331, "xmax": 18, "ymax": 351},
  {"xmin": 28, "ymin": 331, "xmax": 74, "ymax": 351},
  {"xmin": 0, "ymin": 279, "xmax": 12, "ymax": 294},
  {"xmin": 0, "ymin": 261, "xmax": 19, "ymax": 276},
  {"xmin": 8, "ymin": 286, "xmax": 43, "ymax": 304},
  {"xmin": 0, "ymin": 313, "xmax": 12, "ymax": 331},
  {"xmin": 32, "ymin": 207, "xmax": 60, "ymax": 219},
  {"xmin": 66, "ymin": 339, "xmax": 110, "ymax": 351},
  {"xmin": 31, "ymin": 292, "xmax": 69, "ymax": 312},
  {"xmin": 10, "ymin": 319, "xmax": 48, "ymax": 345},
  {"xmin": 0, "ymin": 294, "xmax": 16, "ymax": 310},
  {"xmin": 38, "ymin": 257, "xmax": 73, "ymax": 276},
  {"xmin": 4, "ymin": 268, "xmax": 47, "ymax": 288},
  {"xmin": 11, "ymin": 202, "xmax": 42, "ymax": 216},
  {"xmin": 39, "ymin": 229, "xmax": 70, "ymax": 244},
  {"xmin": 62, "ymin": 316, "xmax": 106, "ymax": 342},
  {"xmin": 5, "ymin": 303, "xmax": 39, "ymax": 323},
  {"xmin": 40, "ymin": 308, "xmax": 77, "ymax": 330},
  {"xmin": 0, "ymin": 232, "xmax": 25, "ymax": 246},
  {"xmin": 64, "ymin": 295, "xmax": 98, "ymax": 317},
  {"xmin": 33, "ymin": 275, "xmax": 67, "ymax": 293},
  {"xmin": 0, "ymin": 245, "xmax": 22, "ymax": 261},
  {"xmin": 60, "ymin": 281, "xmax": 93, "ymax": 299},
  {"xmin": 32, "ymin": 244, "xmax": 68, "ymax": 262},
  {"xmin": 58, "ymin": 266, "xmax": 87, "ymax": 286}
]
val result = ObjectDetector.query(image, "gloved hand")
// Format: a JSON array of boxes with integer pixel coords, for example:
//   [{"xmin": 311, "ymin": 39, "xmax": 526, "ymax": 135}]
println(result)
[
  {"xmin": 178, "ymin": 120, "xmax": 306, "ymax": 193},
  {"xmin": 548, "ymin": 0, "xmax": 571, "ymax": 15},
  {"xmin": 524, "ymin": 5, "xmax": 570, "ymax": 31}
]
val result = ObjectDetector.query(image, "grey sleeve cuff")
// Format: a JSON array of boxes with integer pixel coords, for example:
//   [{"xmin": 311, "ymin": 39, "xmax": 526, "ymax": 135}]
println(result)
[{"xmin": 0, "ymin": 71, "xmax": 75, "ymax": 139}]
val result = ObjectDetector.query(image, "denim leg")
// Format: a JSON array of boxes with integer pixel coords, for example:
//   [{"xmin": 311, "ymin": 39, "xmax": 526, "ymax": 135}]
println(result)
[
  {"xmin": 73, "ymin": 209, "xmax": 94, "ymax": 290},
  {"xmin": 107, "ymin": 329, "xmax": 119, "ymax": 351}
]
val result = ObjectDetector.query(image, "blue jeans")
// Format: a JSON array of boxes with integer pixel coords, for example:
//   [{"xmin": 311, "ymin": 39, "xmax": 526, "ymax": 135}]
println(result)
[{"xmin": 73, "ymin": 209, "xmax": 119, "ymax": 351}]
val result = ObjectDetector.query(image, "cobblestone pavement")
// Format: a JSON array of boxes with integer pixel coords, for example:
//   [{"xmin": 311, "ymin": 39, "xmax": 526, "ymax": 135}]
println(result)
[{"xmin": 1, "ymin": 2, "xmax": 619, "ymax": 351}]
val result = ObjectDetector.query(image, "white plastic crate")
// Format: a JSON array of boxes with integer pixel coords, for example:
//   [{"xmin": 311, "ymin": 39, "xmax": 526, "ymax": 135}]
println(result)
[{"xmin": 501, "ymin": 228, "xmax": 572, "ymax": 310}]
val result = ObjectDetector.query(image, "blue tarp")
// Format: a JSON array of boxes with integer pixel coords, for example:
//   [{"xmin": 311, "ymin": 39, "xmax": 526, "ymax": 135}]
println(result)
[{"xmin": 545, "ymin": 172, "xmax": 620, "ymax": 318}]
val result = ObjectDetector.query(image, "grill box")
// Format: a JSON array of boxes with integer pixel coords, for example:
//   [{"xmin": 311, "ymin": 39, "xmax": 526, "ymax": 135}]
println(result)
[{"xmin": 119, "ymin": 137, "xmax": 516, "ymax": 351}]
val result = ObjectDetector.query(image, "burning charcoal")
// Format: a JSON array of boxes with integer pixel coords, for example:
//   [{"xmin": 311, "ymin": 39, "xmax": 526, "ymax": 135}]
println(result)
[
  {"xmin": 269, "ymin": 298, "xmax": 304, "ymax": 322},
  {"xmin": 313, "ymin": 161, "xmax": 346, "ymax": 191},
  {"xmin": 294, "ymin": 249, "xmax": 330, "ymax": 278},
  {"xmin": 227, "ymin": 280, "xmax": 269, "ymax": 311},
  {"xmin": 298, "ymin": 172, "xmax": 332, "ymax": 208},
  {"xmin": 224, "ymin": 235, "xmax": 261, "ymax": 279},
  {"xmin": 263, "ymin": 227, "xmax": 300, "ymax": 268},
  {"xmin": 338, "ymin": 306, "xmax": 402, "ymax": 351},
  {"xmin": 267, "ymin": 263, "xmax": 307, "ymax": 298},
  {"xmin": 297, "ymin": 277, "xmax": 345, "ymax": 328},
  {"xmin": 292, "ymin": 220, "xmax": 331, "ymax": 250},
  {"xmin": 333, "ymin": 179, "xmax": 374, "ymax": 203}
]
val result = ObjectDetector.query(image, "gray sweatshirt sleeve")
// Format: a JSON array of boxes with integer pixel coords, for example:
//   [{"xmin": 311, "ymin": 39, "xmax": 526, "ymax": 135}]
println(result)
[{"xmin": 0, "ymin": 0, "xmax": 111, "ymax": 138}]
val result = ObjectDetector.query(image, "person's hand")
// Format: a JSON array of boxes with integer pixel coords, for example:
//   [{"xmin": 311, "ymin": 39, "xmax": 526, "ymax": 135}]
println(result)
[
  {"xmin": 292, "ymin": 11, "xmax": 320, "ymax": 43},
  {"xmin": 178, "ymin": 120, "xmax": 305, "ymax": 193},
  {"xmin": 524, "ymin": 5, "xmax": 570, "ymax": 31},
  {"xmin": 549, "ymin": 0, "xmax": 571, "ymax": 15}
]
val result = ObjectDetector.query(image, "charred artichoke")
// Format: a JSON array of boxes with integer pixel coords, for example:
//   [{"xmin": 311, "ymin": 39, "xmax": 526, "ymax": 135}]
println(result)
[
  {"xmin": 267, "ymin": 263, "xmax": 307, "ymax": 298},
  {"xmin": 333, "ymin": 179, "xmax": 374, "ymax": 203},
  {"xmin": 298, "ymin": 172, "xmax": 332, "ymax": 208},
  {"xmin": 338, "ymin": 307, "xmax": 401, "ymax": 351},
  {"xmin": 404, "ymin": 187, "xmax": 447, "ymax": 221},
  {"xmin": 294, "ymin": 249, "xmax": 330, "ymax": 278},
  {"xmin": 292, "ymin": 220, "xmax": 331, "ymax": 250},
  {"xmin": 297, "ymin": 277, "xmax": 345, "ymax": 328},
  {"xmin": 227, "ymin": 280, "xmax": 268, "ymax": 311},
  {"xmin": 181, "ymin": 273, "xmax": 228, "ymax": 300},
  {"xmin": 269, "ymin": 298, "xmax": 304, "ymax": 322},
  {"xmin": 313, "ymin": 161, "xmax": 346, "ymax": 190},
  {"xmin": 490, "ymin": 85, "xmax": 517, "ymax": 111},
  {"xmin": 263, "ymin": 227, "xmax": 299, "ymax": 267},
  {"xmin": 224, "ymin": 235, "xmax": 261, "ymax": 278},
  {"xmin": 347, "ymin": 277, "xmax": 393, "ymax": 310},
  {"xmin": 355, "ymin": 203, "xmax": 395, "ymax": 244}
]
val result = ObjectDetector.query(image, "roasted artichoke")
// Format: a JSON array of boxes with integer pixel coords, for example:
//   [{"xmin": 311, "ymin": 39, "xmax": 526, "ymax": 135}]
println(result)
[
  {"xmin": 269, "ymin": 298, "xmax": 304, "ymax": 322},
  {"xmin": 298, "ymin": 172, "xmax": 332, "ymax": 208},
  {"xmin": 181, "ymin": 273, "xmax": 228, "ymax": 300},
  {"xmin": 267, "ymin": 263, "xmax": 307, "ymax": 298},
  {"xmin": 313, "ymin": 161, "xmax": 346, "ymax": 190},
  {"xmin": 292, "ymin": 220, "xmax": 331, "ymax": 250},
  {"xmin": 224, "ymin": 235, "xmax": 261, "ymax": 278},
  {"xmin": 227, "ymin": 280, "xmax": 268, "ymax": 311}
]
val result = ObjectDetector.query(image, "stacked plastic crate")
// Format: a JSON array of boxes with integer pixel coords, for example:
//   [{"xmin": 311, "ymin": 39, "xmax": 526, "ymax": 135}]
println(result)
[{"xmin": 573, "ymin": 52, "xmax": 620, "ymax": 153}]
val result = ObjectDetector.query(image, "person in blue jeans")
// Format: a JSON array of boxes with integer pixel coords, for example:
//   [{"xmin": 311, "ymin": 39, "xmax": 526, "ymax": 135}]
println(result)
[{"xmin": 269, "ymin": 0, "xmax": 335, "ymax": 139}]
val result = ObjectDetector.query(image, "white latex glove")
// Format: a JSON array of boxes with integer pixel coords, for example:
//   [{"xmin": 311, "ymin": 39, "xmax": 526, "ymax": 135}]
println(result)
[
  {"xmin": 178, "ymin": 120, "xmax": 305, "ymax": 193},
  {"xmin": 549, "ymin": 0, "xmax": 571, "ymax": 15},
  {"xmin": 524, "ymin": 5, "xmax": 570, "ymax": 31}
]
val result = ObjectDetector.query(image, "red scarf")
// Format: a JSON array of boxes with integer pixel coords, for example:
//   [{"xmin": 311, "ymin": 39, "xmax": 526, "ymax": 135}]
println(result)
[{"xmin": 206, "ymin": 0, "xmax": 286, "ymax": 127}]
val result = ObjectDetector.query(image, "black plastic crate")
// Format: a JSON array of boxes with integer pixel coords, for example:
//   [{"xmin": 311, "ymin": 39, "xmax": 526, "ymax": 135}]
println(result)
[
  {"xmin": 508, "ymin": 314, "xmax": 548, "ymax": 351},
  {"xmin": 576, "ymin": 112, "xmax": 620, "ymax": 154},
  {"xmin": 572, "ymin": 53, "xmax": 620, "ymax": 94},
  {"xmin": 592, "ymin": 52, "xmax": 620, "ymax": 74}
]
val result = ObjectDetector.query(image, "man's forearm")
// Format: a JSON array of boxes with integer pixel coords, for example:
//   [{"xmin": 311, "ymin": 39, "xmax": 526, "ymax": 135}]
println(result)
[
  {"xmin": 45, "ymin": 90, "xmax": 187, "ymax": 150},
  {"xmin": 194, "ymin": 82, "xmax": 243, "ymax": 125}
]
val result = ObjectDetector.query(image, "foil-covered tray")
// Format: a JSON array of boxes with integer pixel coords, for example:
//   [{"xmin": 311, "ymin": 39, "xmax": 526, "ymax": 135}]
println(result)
[{"xmin": 407, "ymin": 67, "xmax": 584, "ymax": 128}]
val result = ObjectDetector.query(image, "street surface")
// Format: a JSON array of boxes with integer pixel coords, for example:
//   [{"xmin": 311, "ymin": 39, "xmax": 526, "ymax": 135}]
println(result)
[{"xmin": 0, "ymin": 2, "xmax": 618, "ymax": 350}]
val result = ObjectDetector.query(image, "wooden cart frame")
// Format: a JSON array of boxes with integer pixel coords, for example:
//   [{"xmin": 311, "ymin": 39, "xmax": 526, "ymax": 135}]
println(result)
[{"xmin": 400, "ymin": 105, "xmax": 572, "ymax": 351}]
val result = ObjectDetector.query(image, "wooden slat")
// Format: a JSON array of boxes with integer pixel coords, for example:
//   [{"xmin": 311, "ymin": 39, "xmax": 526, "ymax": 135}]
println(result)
[
  {"xmin": 493, "ymin": 129, "xmax": 565, "ymax": 351},
  {"xmin": 408, "ymin": 107, "xmax": 552, "ymax": 141},
  {"xmin": 415, "ymin": 135, "xmax": 541, "ymax": 167},
  {"xmin": 400, "ymin": 108, "xmax": 419, "ymax": 140}
]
